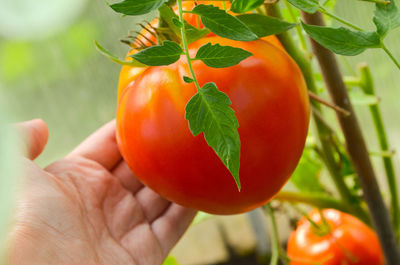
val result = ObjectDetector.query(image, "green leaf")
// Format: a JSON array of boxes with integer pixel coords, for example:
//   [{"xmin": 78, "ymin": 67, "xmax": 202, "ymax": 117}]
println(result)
[
  {"xmin": 290, "ymin": 149, "xmax": 325, "ymax": 193},
  {"xmin": 183, "ymin": 76, "xmax": 194, "ymax": 83},
  {"xmin": 287, "ymin": 0, "xmax": 319, "ymax": 14},
  {"xmin": 373, "ymin": 0, "xmax": 400, "ymax": 37},
  {"xmin": 110, "ymin": 0, "xmax": 166, "ymax": 16},
  {"xmin": 94, "ymin": 40, "xmax": 146, "ymax": 67},
  {"xmin": 185, "ymin": 83, "xmax": 241, "ymax": 190},
  {"xmin": 237, "ymin": 14, "xmax": 297, "ymax": 37},
  {"xmin": 192, "ymin": 4, "xmax": 258, "ymax": 41},
  {"xmin": 302, "ymin": 22, "xmax": 381, "ymax": 56},
  {"xmin": 195, "ymin": 43, "xmax": 253, "ymax": 68},
  {"xmin": 172, "ymin": 18, "xmax": 183, "ymax": 28},
  {"xmin": 162, "ymin": 256, "xmax": 179, "ymax": 265},
  {"xmin": 231, "ymin": 0, "xmax": 265, "ymax": 13},
  {"xmin": 131, "ymin": 41, "xmax": 183, "ymax": 66},
  {"xmin": 158, "ymin": 4, "xmax": 210, "ymax": 44}
]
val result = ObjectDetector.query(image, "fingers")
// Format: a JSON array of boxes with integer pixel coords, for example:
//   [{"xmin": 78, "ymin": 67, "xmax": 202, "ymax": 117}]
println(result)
[
  {"xmin": 112, "ymin": 161, "xmax": 143, "ymax": 193},
  {"xmin": 112, "ymin": 161, "xmax": 171, "ymax": 223},
  {"xmin": 16, "ymin": 119, "xmax": 49, "ymax": 160},
  {"xmin": 136, "ymin": 188, "xmax": 171, "ymax": 223},
  {"xmin": 151, "ymin": 204, "xmax": 197, "ymax": 257},
  {"xmin": 67, "ymin": 120, "xmax": 121, "ymax": 170}
]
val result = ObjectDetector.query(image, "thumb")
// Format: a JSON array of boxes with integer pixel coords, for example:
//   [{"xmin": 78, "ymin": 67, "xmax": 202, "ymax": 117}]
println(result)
[{"xmin": 17, "ymin": 119, "xmax": 49, "ymax": 160}]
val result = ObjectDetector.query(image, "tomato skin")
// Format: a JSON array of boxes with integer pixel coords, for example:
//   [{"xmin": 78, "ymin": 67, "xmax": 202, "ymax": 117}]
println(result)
[
  {"xmin": 116, "ymin": 36, "xmax": 309, "ymax": 214},
  {"xmin": 287, "ymin": 209, "xmax": 384, "ymax": 265}
]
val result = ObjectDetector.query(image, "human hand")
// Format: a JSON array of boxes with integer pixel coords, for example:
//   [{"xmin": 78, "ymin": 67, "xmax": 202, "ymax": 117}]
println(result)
[{"xmin": 7, "ymin": 120, "xmax": 196, "ymax": 265}]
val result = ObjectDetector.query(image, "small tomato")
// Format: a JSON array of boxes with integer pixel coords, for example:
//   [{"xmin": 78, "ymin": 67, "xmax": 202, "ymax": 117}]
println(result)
[{"xmin": 287, "ymin": 209, "xmax": 384, "ymax": 265}]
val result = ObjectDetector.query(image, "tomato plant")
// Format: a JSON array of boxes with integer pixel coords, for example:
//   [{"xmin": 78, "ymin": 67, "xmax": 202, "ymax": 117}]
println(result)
[
  {"xmin": 116, "ymin": 36, "xmax": 309, "ymax": 214},
  {"xmin": 287, "ymin": 209, "xmax": 384, "ymax": 265},
  {"xmin": 100, "ymin": 0, "xmax": 400, "ymax": 263}
]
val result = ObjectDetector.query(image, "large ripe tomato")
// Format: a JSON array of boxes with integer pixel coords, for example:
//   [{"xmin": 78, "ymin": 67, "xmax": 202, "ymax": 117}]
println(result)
[
  {"xmin": 116, "ymin": 36, "xmax": 310, "ymax": 214},
  {"xmin": 287, "ymin": 209, "xmax": 384, "ymax": 265},
  {"xmin": 118, "ymin": 1, "xmax": 283, "ymax": 102}
]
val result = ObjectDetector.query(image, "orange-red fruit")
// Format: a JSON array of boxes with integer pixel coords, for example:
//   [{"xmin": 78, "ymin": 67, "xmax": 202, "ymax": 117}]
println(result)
[
  {"xmin": 116, "ymin": 36, "xmax": 310, "ymax": 214},
  {"xmin": 287, "ymin": 209, "xmax": 384, "ymax": 265}
]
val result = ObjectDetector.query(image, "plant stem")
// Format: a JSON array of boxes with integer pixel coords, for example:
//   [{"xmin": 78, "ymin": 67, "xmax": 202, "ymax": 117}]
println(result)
[
  {"xmin": 358, "ymin": 63, "xmax": 400, "ymax": 242},
  {"xmin": 177, "ymin": 0, "xmax": 201, "ymax": 92},
  {"xmin": 275, "ymin": 192, "xmax": 346, "ymax": 212},
  {"xmin": 283, "ymin": 0, "xmax": 308, "ymax": 51},
  {"xmin": 265, "ymin": 204, "xmax": 281, "ymax": 265},
  {"xmin": 291, "ymin": 204, "xmax": 321, "ymax": 229},
  {"xmin": 344, "ymin": 76, "xmax": 361, "ymax": 88},
  {"xmin": 382, "ymin": 43, "xmax": 400, "ymax": 71},
  {"xmin": 308, "ymin": 91, "xmax": 351, "ymax": 116},
  {"xmin": 276, "ymin": 190, "xmax": 368, "ymax": 224},
  {"xmin": 301, "ymin": 11, "xmax": 400, "ymax": 265},
  {"xmin": 358, "ymin": 0, "xmax": 390, "ymax": 4},
  {"xmin": 266, "ymin": 3, "xmax": 368, "ymax": 222},
  {"xmin": 318, "ymin": 7, "xmax": 363, "ymax": 31}
]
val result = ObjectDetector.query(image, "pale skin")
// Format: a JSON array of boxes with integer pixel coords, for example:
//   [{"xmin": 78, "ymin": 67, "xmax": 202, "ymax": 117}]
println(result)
[{"xmin": 7, "ymin": 119, "xmax": 196, "ymax": 265}]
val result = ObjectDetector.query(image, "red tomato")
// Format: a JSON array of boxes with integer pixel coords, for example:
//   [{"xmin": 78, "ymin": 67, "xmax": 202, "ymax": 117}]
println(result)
[
  {"xmin": 287, "ymin": 209, "xmax": 384, "ymax": 265},
  {"xmin": 116, "ymin": 36, "xmax": 309, "ymax": 214}
]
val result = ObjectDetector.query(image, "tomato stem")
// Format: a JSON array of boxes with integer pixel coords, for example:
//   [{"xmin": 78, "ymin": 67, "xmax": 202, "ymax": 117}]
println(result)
[
  {"xmin": 318, "ymin": 7, "xmax": 363, "ymax": 31},
  {"xmin": 358, "ymin": 63, "xmax": 400, "ymax": 242},
  {"xmin": 177, "ymin": 0, "xmax": 202, "ymax": 92},
  {"xmin": 274, "ymin": 191, "xmax": 348, "ymax": 212},
  {"xmin": 265, "ymin": 204, "xmax": 287, "ymax": 265},
  {"xmin": 358, "ymin": 0, "xmax": 390, "ymax": 4},
  {"xmin": 343, "ymin": 76, "xmax": 362, "ymax": 88},
  {"xmin": 308, "ymin": 91, "xmax": 350, "ymax": 116},
  {"xmin": 381, "ymin": 43, "xmax": 400, "ymax": 72},
  {"xmin": 302, "ymin": 10, "xmax": 400, "ymax": 264},
  {"xmin": 266, "ymin": 2, "xmax": 370, "ymax": 225},
  {"xmin": 282, "ymin": 0, "xmax": 308, "ymax": 51}
]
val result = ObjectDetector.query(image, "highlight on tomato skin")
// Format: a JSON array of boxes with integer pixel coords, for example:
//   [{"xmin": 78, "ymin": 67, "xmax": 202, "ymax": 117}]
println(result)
[
  {"xmin": 116, "ymin": 35, "xmax": 310, "ymax": 215},
  {"xmin": 287, "ymin": 208, "xmax": 384, "ymax": 265}
]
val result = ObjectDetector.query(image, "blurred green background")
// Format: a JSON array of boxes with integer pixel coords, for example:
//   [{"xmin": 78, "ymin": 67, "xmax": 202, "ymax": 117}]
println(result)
[
  {"xmin": 0, "ymin": 0, "xmax": 400, "ymax": 263},
  {"xmin": 0, "ymin": 0, "xmax": 152, "ymax": 166}
]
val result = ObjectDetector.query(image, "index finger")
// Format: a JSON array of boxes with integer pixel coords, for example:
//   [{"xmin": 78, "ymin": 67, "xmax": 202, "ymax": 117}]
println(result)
[{"xmin": 67, "ymin": 120, "xmax": 121, "ymax": 170}]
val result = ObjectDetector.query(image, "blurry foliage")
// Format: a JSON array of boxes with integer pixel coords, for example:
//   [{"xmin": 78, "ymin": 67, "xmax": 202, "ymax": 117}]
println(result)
[
  {"xmin": 0, "ymin": 41, "xmax": 34, "ymax": 82},
  {"xmin": 0, "ymin": 0, "xmax": 151, "ymax": 165},
  {"xmin": 290, "ymin": 148, "xmax": 325, "ymax": 193},
  {"xmin": 0, "ymin": 0, "xmax": 88, "ymax": 39},
  {"xmin": 0, "ymin": 20, "xmax": 98, "ymax": 83},
  {"xmin": 163, "ymin": 256, "xmax": 180, "ymax": 265}
]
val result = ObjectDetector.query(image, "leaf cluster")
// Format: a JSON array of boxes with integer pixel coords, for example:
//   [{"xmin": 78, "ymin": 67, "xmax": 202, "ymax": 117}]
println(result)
[{"xmin": 290, "ymin": 0, "xmax": 400, "ymax": 56}]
